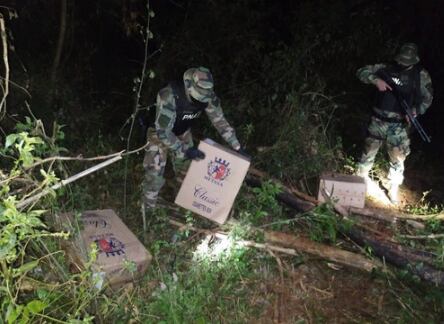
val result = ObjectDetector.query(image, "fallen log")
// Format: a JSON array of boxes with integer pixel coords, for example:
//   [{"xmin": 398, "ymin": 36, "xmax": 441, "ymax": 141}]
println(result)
[
  {"xmin": 169, "ymin": 219, "xmax": 382, "ymax": 273},
  {"xmin": 246, "ymin": 168, "xmax": 444, "ymax": 287},
  {"xmin": 264, "ymin": 231, "xmax": 383, "ymax": 272},
  {"xmin": 347, "ymin": 227, "xmax": 444, "ymax": 286}
]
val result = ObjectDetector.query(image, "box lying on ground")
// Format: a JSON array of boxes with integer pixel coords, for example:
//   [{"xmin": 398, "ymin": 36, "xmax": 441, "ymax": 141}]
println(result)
[
  {"xmin": 60, "ymin": 209, "xmax": 151, "ymax": 289},
  {"xmin": 175, "ymin": 138, "xmax": 250, "ymax": 224},
  {"xmin": 317, "ymin": 173, "xmax": 367, "ymax": 208}
]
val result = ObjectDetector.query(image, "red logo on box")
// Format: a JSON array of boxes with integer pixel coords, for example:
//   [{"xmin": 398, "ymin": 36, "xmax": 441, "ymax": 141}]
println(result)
[{"xmin": 207, "ymin": 157, "xmax": 231, "ymax": 181}]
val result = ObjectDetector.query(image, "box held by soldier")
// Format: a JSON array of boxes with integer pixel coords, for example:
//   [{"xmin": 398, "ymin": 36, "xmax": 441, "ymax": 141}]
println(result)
[{"xmin": 175, "ymin": 139, "xmax": 250, "ymax": 224}]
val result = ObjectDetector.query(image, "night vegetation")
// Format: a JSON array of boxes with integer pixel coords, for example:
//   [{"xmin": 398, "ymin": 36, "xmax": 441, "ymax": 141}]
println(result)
[{"xmin": 1, "ymin": 1, "xmax": 444, "ymax": 322}]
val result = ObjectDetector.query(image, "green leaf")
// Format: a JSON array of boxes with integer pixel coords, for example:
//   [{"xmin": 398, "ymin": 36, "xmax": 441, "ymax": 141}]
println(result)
[
  {"xmin": 5, "ymin": 134, "xmax": 19, "ymax": 149},
  {"xmin": 195, "ymin": 318, "xmax": 206, "ymax": 324},
  {"xmin": 15, "ymin": 260, "xmax": 39, "ymax": 275},
  {"xmin": 36, "ymin": 289, "xmax": 49, "ymax": 300},
  {"xmin": 0, "ymin": 233, "xmax": 17, "ymax": 259},
  {"xmin": 26, "ymin": 300, "xmax": 47, "ymax": 314},
  {"xmin": 6, "ymin": 304, "xmax": 23, "ymax": 324}
]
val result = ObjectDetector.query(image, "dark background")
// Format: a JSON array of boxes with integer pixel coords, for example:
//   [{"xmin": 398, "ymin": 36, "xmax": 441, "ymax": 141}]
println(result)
[{"xmin": 2, "ymin": 0, "xmax": 444, "ymax": 191}]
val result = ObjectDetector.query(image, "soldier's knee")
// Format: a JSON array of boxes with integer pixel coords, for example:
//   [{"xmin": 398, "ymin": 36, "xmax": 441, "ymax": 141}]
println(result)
[
  {"xmin": 364, "ymin": 137, "xmax": 382, "ymax": 153},
  {"xmin": 388, "ymin": 144, "xmax": 410, "ymax": 163},
  {"xmin": 144, "ymin": 173, "xmax": 165, "ymax": 190}
]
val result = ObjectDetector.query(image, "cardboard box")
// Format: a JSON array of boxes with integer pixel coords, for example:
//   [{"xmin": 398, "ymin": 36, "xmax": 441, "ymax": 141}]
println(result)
[
  {"xmin": 60, "ymin": 209, "xmax": 152, "ymax": 289},
  {"xmin": 317, "ymin": 173, "xmax": 366, "ymax": 208},
  {"xmin": 175, "ymin": 139, "xmax": 250, "ymax": 224}
]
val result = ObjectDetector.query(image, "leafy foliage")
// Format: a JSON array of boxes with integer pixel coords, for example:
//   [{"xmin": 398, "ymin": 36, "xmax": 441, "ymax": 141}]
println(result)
[
  {"xmin": 144, "ymin": 243, "xmax": 254, "ymax": 323},
  {"xmin": 2, "ymin": 0, "xmax": 444, "ymax": 322}
]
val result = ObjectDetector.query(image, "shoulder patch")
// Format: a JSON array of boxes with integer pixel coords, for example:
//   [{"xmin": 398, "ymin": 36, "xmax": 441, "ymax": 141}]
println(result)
[{"xmin": 158, "ymin": 86, "xmax": 174, "ymax": 101}]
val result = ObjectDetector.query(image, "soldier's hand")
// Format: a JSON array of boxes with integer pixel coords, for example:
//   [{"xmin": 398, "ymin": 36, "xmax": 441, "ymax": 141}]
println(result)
[
  {"xmin": 236, "ymin": 147, "xmax": 251, "ymax": 160},
  {"xmin": 405, "ymin": 115, "xmax": 411, "ymax": 125},
  {"xmin": 405, "ymin": 108, "xmax": 417, "ymax": 125},
  {"xmin": 185, "ymin": 147, "xmax": 206, "ymax": 161},
  {"xmin": 375, "ymin": 79, "xmax": 392, "ymax": 92}
]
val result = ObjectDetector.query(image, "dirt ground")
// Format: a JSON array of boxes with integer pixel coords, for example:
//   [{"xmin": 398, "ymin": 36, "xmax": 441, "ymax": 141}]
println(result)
[
  {"xmin": 253, "ymin": 169, "xmax": 443, "ymax": 323},
  {"xmin": 121, "ymin": 162, "xmax": 442, "ymax": 323},
  {"xmin": 254, "ymin": 260, "xmax": 400, "ymax": 323}
]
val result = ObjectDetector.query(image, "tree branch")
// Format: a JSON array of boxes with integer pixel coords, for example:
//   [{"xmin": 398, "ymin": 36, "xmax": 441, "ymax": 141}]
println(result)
[
  {"xmin": 0, "ymin": 13, "xmax": 10, "ymax": 118},
  {"xmin": 17, "ymin": 155, "xmax": 123, "ymax": 210}
]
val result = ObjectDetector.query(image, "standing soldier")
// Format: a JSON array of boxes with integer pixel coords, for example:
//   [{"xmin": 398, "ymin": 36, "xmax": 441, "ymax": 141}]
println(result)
[
  {"xmin": 142, "ymin": 67, "xmax": 242, "ymax": 225},
  {"xmin": 356, "ymin": 43, "xmax": 433, "ymax": 204}
]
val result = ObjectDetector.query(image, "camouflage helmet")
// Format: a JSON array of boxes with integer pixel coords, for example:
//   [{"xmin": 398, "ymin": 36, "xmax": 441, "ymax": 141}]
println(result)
[
  {"xmin": 395, "ymin": 43, "xmax": 420, "ymax": 66},
  {"xmin": 183, "ymin": 67, "xmax": 214, "ymax": 102}
]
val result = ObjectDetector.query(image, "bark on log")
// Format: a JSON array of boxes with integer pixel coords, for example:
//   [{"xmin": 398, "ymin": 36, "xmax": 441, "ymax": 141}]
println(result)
[
  {"xmin": 264, "ymin": 231, "xmax": 383, "ymax": 272},
  {"xmin": 169, "ymin": 219, "xmax": 382, "ymax": 273},
  {"xmin": 246, "ymin": 168, "xmax": 444, "ymax": 286},
  {"xmin": 347, "ymin": 227, "xmax": 444, "ymax": 286}
]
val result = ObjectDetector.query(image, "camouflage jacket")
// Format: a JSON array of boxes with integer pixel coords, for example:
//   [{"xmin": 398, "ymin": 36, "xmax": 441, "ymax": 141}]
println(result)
[
  {"xmin": 357, "ymin": 63, "xmax": 433, "ymax": 115},
  {"xmin": 154, "ymin": 84, "xmax": 240, "ymax": 157}
]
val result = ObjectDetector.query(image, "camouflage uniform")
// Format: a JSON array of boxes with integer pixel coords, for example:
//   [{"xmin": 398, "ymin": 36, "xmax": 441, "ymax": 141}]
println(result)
[
  {"xmin": 142, "ymin": 67, "xmax": 241, "ymax": 213},
  {"xmin": 356, "ymin": 44, "xmax": 433, "ymax": 190}
]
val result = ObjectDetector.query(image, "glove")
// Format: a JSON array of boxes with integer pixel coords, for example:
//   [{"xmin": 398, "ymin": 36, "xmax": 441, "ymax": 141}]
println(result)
[
  {"xmin": 236, "ymin": 147, "xmax": 251, "ymax": 160},
  {"xmin": 185, "ymin": 147, "xmax": 206, "ymax": 161}
]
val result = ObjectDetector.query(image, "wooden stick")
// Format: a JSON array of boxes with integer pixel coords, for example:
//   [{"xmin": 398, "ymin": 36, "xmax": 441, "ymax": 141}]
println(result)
[
  {"xmin": 394, "ymin": 213, "xmax": 444, "ymax": 221},
  {"xmin": 400, "ymin": 233, "xmax": 444, "ymax": 240},
  {"xmin": 23, "ymin": 150, "xmax": 125, "ymax": 171},
  {"xmin": 0, "ymin": 13, "xmax": 10, "ymax": 116},
  {"xmin": 348, "ymin": 206, "xmax": 397, "ymax": 223},
  {"xmin": 17, "ymin": 155, "xmax": 122, "ymax": 209},
  {"xmin": 264, "ymin": 231, "xmax": 383, "ymax": 273},
  {"xmin": 49, "ymin": 0, "xmax": 67, "ymax": 101}
]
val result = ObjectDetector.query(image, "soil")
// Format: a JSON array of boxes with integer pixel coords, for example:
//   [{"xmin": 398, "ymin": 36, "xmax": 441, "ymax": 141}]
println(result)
[
  {"xmin": 254, "ymin": 261, "xmax": 400, "ymax": 323},
  {"xmin": 252, "ymin": 168, "xmax": 444, "ymax": 323}
]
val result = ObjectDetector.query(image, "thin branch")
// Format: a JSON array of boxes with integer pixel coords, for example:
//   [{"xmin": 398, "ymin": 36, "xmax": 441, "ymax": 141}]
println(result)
[
  {"xmin": 0, "ymin": 13, "xmax": 10, "ymax": 118},
  {"xmin": 23, "ymin": 150, "xmax": 125, "ymax": 170},
  {"xmin": 400, "ymin": 233, "xmax": 444, "ymax": 240},
  {"xmin": 1, "ymin": 142, "xmax": 149, "ymax": 186},
  {"xmin": 17, "ymin": 155, "xmax": 123, "ymax": 210},
  {"xmin": 0, "ymin": 76, "xmax": 31, "ymax": 98},
  {"xmin": 123, "ymin": 0, "xmax": 152, "ymax": 214},
  {"xmin": 48, "ymin": 0, "xmax": 67, "ymax": 107}
]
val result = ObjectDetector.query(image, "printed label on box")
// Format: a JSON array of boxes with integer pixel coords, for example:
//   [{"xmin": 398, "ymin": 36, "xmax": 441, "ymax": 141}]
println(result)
[{"xmin": 175, "ymin": 139, "xmax": 250, "ymax": 224}]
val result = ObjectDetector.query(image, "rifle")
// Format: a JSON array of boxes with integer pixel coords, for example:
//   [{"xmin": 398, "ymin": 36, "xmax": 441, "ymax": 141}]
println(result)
[{"xmin": 376, "ymin": 69, "xmax": 431, "ymax": 143}]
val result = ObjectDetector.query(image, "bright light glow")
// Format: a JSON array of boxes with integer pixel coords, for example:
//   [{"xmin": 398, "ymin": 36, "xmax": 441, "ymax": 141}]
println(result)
[
  {"xmin": 366, "ymin": 178, "xmax": 393, "ymax": 206},
  {"xmin": 193, "ymin": 234, "xmax": 235, "ymax": 261}
]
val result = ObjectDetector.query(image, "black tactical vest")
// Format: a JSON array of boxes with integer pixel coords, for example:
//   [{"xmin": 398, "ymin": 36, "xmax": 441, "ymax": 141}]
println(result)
[
  {"xmin": 377, "ymin": 64, "xmax": 421, "ymax": 113},
  {"xmin": 170, "ymin": 81, "xmax": 207, "ymax": 136}
]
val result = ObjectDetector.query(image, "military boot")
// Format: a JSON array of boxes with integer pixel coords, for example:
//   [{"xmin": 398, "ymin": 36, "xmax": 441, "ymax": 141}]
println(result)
[
  {"xmin": 388, "ymin": 184, "xmax": 399, "ymax": 205},
  {"xmin": 356, "ymin": 169, "xmax": 371, "ymax": 186}
]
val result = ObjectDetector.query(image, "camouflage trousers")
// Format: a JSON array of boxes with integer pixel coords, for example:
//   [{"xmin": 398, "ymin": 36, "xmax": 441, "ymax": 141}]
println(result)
[
  {"xmin": 357, "ymin": 115, "xmax": 410, "ymax": 186},
  {"xmin": 142, "ymin": 128, "xmax": 193, "ymax": 211}
]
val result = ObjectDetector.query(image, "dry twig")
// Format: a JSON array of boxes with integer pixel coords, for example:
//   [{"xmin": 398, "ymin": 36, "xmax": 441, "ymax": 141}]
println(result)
[{"xmin": 0, "ymin": 13, "xmax": 10, "ymax": 118}]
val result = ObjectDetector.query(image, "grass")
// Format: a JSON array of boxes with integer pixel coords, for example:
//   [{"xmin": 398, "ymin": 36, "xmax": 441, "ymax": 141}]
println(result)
[{"xmin": 4, "ymin": 129, "xmax": 444, "ymax": 323}]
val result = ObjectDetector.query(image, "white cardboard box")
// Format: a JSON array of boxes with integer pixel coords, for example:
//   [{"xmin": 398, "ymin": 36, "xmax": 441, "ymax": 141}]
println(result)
[
  {"xmin": 60, "ymin": 209, "xmax": 152, "ymax": 289},
  {"xmin": 317, "ymin": 173, "xmax": 366, "ymax": 208},
  {"xmin": 175, "ymin": 139, "xmax": 250, "ymax": 224}
]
